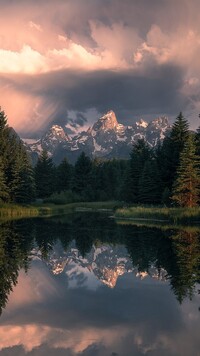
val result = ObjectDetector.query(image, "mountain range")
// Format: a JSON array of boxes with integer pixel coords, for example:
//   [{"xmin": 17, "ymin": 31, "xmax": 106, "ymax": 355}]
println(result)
[{"xmin": 23, "ymin": 110, "xmax": 171, "ymax": 164}]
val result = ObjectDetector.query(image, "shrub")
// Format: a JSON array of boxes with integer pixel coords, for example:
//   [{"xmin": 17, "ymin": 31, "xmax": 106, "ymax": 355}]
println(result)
[{"xmin": 44, "ymin": 190, "xmax": 81, "ymax": 205}]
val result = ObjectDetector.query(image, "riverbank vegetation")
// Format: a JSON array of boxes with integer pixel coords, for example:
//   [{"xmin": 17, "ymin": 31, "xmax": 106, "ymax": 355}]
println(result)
[
  {"xmin": 0, "ymin": 201, "xmax": 121, "ymax": 219},
  {"xmin": 115, "ymin": 206, "xmax": 200, "ymax": 224}
]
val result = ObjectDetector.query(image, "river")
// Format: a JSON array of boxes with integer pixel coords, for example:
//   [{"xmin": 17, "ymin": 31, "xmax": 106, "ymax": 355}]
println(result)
[{"xmin": 0, "ymin": 213, "xmax": 199, "ymax": 355}]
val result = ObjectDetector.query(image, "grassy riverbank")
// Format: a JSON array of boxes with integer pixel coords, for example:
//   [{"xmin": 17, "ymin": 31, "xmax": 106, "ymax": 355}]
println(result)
[
  {"xmin": 115, "ymin": 206, "xmax": 200, "ymax": 224},
  {"xmin": 2, "ymin": 202, "xmax": 200, "ymax": 224},
  {"xmin": 0, "ymin": 201, "xmax": 121, "ymax": 219}
]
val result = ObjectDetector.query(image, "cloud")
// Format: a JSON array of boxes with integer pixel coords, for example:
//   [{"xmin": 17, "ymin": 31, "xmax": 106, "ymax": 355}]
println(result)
[
  {"xmin": 0, "ymin": 0, "xmax": 200, "ymax": 135},
  {"xmin": 0, "ymin": 61, "xmax": 186, "ymax": 137},
  {"xmin": 0, "ymin": 45, "xmax": 45, "ymax": 74},
  {"xmin": 133, "ymin": 26, "xmax": 200, "ymax": 70},
  {"xmin": 29, "ymin": 21, "xmax": 43, "ymax": 32}
]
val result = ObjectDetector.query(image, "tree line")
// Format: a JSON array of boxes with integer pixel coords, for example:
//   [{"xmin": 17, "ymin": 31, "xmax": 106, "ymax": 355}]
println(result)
[
  {"xmin": 0, "ymin": 109, "xmax": 35, "ymax": 203},
  {"xmin": 124, "ymin": 112, "xmax": 200, "ymax": 207},
  {"xmin": 0, "ymin": 108, "xmax": 200, "ymax": 207}
]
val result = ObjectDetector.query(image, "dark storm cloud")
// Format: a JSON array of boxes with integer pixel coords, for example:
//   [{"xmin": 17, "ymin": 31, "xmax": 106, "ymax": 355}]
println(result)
[
  {"xmin": 41, "ymin": 0, "xmax": 196, "ymax": 54},
  {"xmin": 75, "ymin": 113, "xmax": 88, "ymax": 126},
  {"xmin": 42, "ymin": 64, "xmax": 185, "ymax": 122},
  {"xmin": 65, "ymin": 112, "xmax": 88, "ymax": 130},
  {"xmin": 0, "ymin": 0, "xmax": 193, "ymax": 46},
  {"xmin": 0, "ymin": 345, "xmax": 75, "ymax": 356},
  {"xmin": 3, "ymin": 62, "xmax": 185, "ymax": 134}
]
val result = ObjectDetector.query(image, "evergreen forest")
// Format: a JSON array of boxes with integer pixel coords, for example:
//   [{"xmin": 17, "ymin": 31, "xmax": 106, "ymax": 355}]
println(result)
[{"xmin": 0, "ymin": 108, "xmax": 200, "ymax": 208}]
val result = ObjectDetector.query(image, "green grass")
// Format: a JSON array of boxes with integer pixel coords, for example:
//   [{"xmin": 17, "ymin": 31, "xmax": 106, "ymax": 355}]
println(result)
[
  {"xmin": 2, "ymin": 202, "xmax": 200, "ymax": 224},
  {"xmin": 115, "ymin": 205, "xmax": 200, "ymax": 224},
  {"xmin": 0, "ymin": 201, "xmax": 121, "ymax": 220},
  {"xmin": 34, "ymin": 201, "xmax": 122, "ymax": 214}
]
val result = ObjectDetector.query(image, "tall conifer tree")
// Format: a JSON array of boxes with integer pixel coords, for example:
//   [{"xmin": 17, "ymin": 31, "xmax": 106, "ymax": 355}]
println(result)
[
  {"xmin": 123, "ymin": 139, "xmax": 151, "ymax": 202},
  {"xmin": 73, "ymin": 152, "xmax": 92, "ymax": 198},
  {"xmin": 172, "ymin": 135, "xmax": 200, "ymax": 207},
  {"xmin": 138, "ymin": 160, "xmax": 162, "ymax": 204},
  {"xmin": 195, "ymin": 126, "xmax": 200, "ymax": 157},
  {"xmin": 0, "ymin": 108, "xmax": 9, "ymax": 169},
  {"xmin": 35, "ymin": 150, "xmax": 55, "ymax": 198},
  {"xmin": 56, "ymin": 158, "xmax": 72, "ymax": 192},
  {"xmin": 157, "ymin": 112, "xmax": 189, "ymax": 193},
  {"xmin": 0, "ymin": 107, "xmax": 36, "ymax": 203},
  {"xmin": 13, "ymin": 153, "xmax": 36, "ymax": 203},
  {"xmin": 0, "ymin": 158, "xmax": 9, "ymax": 202}
]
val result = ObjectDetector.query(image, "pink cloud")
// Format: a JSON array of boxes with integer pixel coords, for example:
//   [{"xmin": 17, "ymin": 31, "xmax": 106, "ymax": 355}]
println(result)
[{"xmin": 0, "ymin": 0, "xmax": 199, "ymax": 134}]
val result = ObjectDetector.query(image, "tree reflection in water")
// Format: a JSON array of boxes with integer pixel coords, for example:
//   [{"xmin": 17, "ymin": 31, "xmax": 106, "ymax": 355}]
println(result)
[{"xmin": 0, "ymin": 213, "xmax": 199, "ymax": 315}]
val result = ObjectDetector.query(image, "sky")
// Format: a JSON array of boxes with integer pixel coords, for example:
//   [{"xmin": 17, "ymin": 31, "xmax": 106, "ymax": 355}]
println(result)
[{"xmin": 0, "ymin": 0, "xmax": 200, "ymax": 137}]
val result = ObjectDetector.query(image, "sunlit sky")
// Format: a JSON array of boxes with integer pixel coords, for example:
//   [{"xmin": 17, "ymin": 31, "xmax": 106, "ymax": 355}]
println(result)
[{"xmin": 0, "ymin": 0, "xmax": 200, "ymax": 137}]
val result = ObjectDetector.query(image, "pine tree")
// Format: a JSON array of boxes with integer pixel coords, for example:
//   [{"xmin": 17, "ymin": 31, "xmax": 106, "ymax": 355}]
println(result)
[
  {"xmin": 138, "ymin": 160, "xmax": 162, "ymax": 204},
  {"xmin": 100, "ymin": 160, "xmax": 119, "ymax": 200},
  {"xmin": 73, "ymin": 152, "xmax": 93, "ymax": 199},
  {"xmin": 0, "ymin": 158, "xmax": 9, "ymax": 202},
  {"xmin": 4, "ymin": 136, "xmax": 34, "ymax": 203},
  {"xmin": 0, "ymin": 107, "xmax": 7, "ymax": 133},
  {"xmin": 90, "ymin": 158, "xmax": 106, "ymax": 201},
  {"xmin": 195, "ymin": 126, "xmax": 200, "ymax": 157},
  {"xmin": 35, "ymin": 150, "xmax": 55, "ymax": 198},
  {"xmin": 0, "ymin": 107, "xmax": 36, "ymax": 203},
  {"xmin": 157, "ymin": 112, "xmax": 190, "ymax": 193},
  {"xmin": 123, "ymin": 139, "xmax": 151, "ymax": 202},
  {"xmin": 0, "ymin": 108, "xmax": 9, "ymax": 173},
  {"xmin": 56, "ymin": 158, "xmax": 72, "ymax": 192},
  {"xmin": 170, "ymin": 112, "xmax": 189, "ymax": 143},
  {"xmin": 14, "ymin": 153, "xmax": 36, "ymax": 203},
  {"xmin": 171, "ymin": 135, "xmax": 200, "ymax": 207}
]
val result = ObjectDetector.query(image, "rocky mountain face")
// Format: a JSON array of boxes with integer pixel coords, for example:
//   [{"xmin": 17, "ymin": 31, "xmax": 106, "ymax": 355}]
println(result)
[
  {"xmin": 24, "ymin": 111, "xmax": 171, "ymax": 164},
  {"xmin": 31, "ymin": 242, "xmax": 167, "ymax": 289}
]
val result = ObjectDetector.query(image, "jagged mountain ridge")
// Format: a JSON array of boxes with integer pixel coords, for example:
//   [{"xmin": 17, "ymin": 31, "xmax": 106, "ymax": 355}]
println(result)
[
  {"xmin": 24, "ymin": 110, "xmax": 171, "ymax": 164},
  {"xmin": 31, "ymin": 242, "xmax": 167, "ymax": 289}
]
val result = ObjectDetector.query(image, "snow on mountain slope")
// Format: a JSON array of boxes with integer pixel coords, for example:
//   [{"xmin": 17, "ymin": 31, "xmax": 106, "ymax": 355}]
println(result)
[
  {"xmin": 27, "ymin": 125, "xmax": 70, "ymax": 156},
  {"xmin": 23, "ymin": 111, "xmax": 171, "ymax": 163}
]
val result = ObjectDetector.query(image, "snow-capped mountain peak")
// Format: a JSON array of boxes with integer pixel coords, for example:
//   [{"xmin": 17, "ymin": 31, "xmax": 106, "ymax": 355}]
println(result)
[
  {"xmin": 44, "ymin": 125, "xmax": 70, "ymax": 141},
  {"xmin": 92, "ymin": 110, "xmax": 118, "ymax": 132},
  {"xmin": 136, "ymin": 119, "xmax": 148, "ymax": 128},
  {"xmin": 47, "ymin": 125, "xmax": 69, "ymax": 140},
  {"xmin": 24, "ymin": 110, "xmax": 171, "ymax": 163},
  {"xmin": 149, "ymin": 116, "xmax": 169, "ymax": 129}
]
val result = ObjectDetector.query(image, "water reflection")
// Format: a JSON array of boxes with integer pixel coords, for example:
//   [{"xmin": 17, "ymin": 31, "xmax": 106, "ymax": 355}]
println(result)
[{"xmin": 0, "ymin": 213, "xmax": 200, "ymax": 355}]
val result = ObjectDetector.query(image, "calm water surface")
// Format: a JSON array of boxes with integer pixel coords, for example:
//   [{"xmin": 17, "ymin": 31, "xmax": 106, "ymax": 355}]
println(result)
[{"xmin": 0, "ymin": 213, "xmax": 200, "ymax": 356}]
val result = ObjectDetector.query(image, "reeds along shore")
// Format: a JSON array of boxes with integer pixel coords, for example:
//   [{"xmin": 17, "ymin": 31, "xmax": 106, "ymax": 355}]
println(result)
[
  {"xmin": 1, "ymin": 202, "xmax": 200, "ymax": 225},
  {"xmin": 0, "ymin": 201, "xmax": 121, "ymax": 218},
  {"xmin": 115, "ymin": 206, "xmax": 200, "ymax": 224}
]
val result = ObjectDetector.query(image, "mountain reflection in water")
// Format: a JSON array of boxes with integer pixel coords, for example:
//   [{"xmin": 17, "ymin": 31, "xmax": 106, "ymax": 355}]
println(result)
[{"xmin": 0, "ymin": 213, "xmax": 199, "ymax": 356}]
